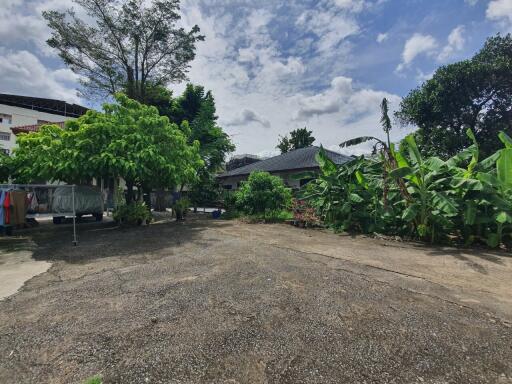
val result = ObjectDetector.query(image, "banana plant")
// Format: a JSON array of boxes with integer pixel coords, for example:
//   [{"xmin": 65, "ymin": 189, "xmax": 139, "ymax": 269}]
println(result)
[
  {"xmin": 302, "ymin": 148, "xmax": 383, "ymax": 233},
  {"xmin": 390, "ymin": 134, "xmax": 458, "ymax": 242},
  {"xmin": 451, "ymin": 130, "xmax": 512, "ymax": 246}
]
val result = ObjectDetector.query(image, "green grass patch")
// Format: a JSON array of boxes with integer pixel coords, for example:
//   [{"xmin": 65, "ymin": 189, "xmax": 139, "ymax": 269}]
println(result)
[{"xmin": 83, "ymin": 376, "xmax": 102, "ymax": 384}]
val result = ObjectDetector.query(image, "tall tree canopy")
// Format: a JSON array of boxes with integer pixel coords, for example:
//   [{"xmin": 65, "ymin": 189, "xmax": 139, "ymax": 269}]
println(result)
[
  {"xmin": 145, "ymin": 83, "xmax": 235, "ymax": 208},
  {"xmin": 148, "ymin": 84, "xmax": 235, "ymax": 173},
  {"xmin": 277, "ymin": 127, "xmax": 315, "ymax": 153},
  {"xmin": 11, "ymin": 94, "xmax": 202, "ymax": 204},
  {"xmin": 43, "ymin": 0, "xmax": 204, "ymax": 101},
  {"xmin": 396, "ymin": 33, "xmax": 512, "ymax": 158}
]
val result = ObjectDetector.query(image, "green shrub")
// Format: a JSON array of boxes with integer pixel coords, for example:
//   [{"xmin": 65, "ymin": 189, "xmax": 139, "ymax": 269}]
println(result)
[
  {"xmin": 222, "ymin": 190, "xmax": 237, "ymax": 212},
  {"xmin": 244, "ymin": 209, "xmax": 293, "ymax": 223},
  {"xmin": 172, "ymin": 197, "xmax": 190, "ymax": 220},
  {"xmin": 220, "ymin": 209, "xmax": 240, "ymax": 220},
  {"xmin": 235, "ymin": 171, "xmax": 292, "ymax": 215},
  {"xmin": 113, "ymin": 202, "xmax": 152, "ymax": 225}
]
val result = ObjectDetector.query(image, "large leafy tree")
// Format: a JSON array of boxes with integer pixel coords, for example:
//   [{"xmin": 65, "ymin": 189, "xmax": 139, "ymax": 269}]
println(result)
[
  {"xmin": 149, "ymin": 84, "xmax": 235, "ymax": 173},
  {"xmin": 146, "ymin": 84, "xmax": 234, "ymax": 209},
  {"xmin": 277, "ymin": 127, "xmax": 315, "ymax": 153},
  {"xmin": 11, "ymin": 94, "xmax": 202, "ymax": 205},
  {"xmin": 396, "ymin": 33, "xmax": 512, "ymax": 158},
  {"xmin": 43, "ymin": 0, "xmax": 204, "ymax": 101}
]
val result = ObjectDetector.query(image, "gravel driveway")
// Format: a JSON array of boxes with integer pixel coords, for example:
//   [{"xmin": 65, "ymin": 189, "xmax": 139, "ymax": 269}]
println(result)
[{"xmin": 0, "ymin": 215, "xmax": 511, "ymax": 384}]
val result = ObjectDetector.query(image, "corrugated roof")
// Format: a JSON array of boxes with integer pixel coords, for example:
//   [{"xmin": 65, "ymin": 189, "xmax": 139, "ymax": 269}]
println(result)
[
  {"xmin": 0, "ymin": 94, "xmax": 88, "ymax": 118},
  {"xmin": 218, "ymin": 146, "xmax": 352, "ymax": 178}
]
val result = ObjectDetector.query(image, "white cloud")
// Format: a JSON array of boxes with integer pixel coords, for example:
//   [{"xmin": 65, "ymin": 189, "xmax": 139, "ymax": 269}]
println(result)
[
  {"xmin": 227, "ymin": 109, "xmax": 271, "ymax": 128},
  {"xmin": 0, "ymin": 0, "xmax": 87, "ymax": 57},
  {"xmin": 438, "ymin": 25, "xmax": 465, "ymax": 61},
  {"xmin": 0, "ymin": 9, "xmax": 49, "ymax": 56},
  {"xmin": 376, "ymin": 33, "xmax": 388, "ymax": 43},
  {"xmin": 296, "ymin": 7, "xmax": 360, "ymax": 52},
  {"xmin": 295, "ymin": 77, "xmax": 354, "ymax": 119},
  {"xmin": 332, "ymin": 0, "xmax": 367, "ymax": 12},
  {"xmin": 486, "ymin": 0, "xmax": 512, "ymax": 31},
  {"xmin": 396, "ymin": 33, "xmax": 438, "ymax": 72},
  {"xmin": 0, "ymin": 50, "xmax": 80, "ymax": 103},
  {"xmin": 415, "ymin": 69, "xmax": 434, "ymax": 83},
  {"xmin": 174, "ymin": 1, "xmax": 406, "ymax": 156},
  {"xmin": 0, "ymin": 0, "xmax": 406, "ymax": 156}
]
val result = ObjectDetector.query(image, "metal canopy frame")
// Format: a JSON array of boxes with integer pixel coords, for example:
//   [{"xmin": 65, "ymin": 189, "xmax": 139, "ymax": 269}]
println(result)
[{"xmin": 0, "ymin": 184, "xmax": 78, "ymax": 245}]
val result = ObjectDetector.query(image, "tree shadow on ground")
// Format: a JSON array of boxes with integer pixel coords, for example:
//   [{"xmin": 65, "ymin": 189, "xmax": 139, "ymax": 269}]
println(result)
[
  {"xmin": 23, "ymin": 214, "xmax": 228, "ymax": 264},
  {"xmin": 423, "ymin": 245, "xmax": 509, "ymax": 274}
]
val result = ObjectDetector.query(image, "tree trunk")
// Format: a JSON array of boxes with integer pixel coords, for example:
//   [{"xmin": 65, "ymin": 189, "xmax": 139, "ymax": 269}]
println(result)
[
  {"xmin": 154, "ymin": 188, "xmax": 166, "ymax": 212},
  {"xmin": 126, "ymin": 180, "xmax": 135, "ymax": 205},
  {"xmin": 113, "ymin": 177, "xmax": 119, "ymax": 209},
  {"xmin": 143, "ymin": 187, "xmax": 152, "ymax": 211}
]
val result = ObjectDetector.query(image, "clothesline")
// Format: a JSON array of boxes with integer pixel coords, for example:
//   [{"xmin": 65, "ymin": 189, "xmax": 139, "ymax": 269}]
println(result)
[
  {"xmin": 0, "ymin": 184, "xmax": 78, "ymax": 245},
  {"xmin": 0, "ymin": 184, "xmax": 76, "ymax": 188}
]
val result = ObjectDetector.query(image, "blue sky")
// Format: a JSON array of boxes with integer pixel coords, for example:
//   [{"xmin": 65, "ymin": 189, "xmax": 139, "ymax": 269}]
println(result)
[{"xmin": 1, "ymin": 0, "xmax": 511, "ymax": 156}]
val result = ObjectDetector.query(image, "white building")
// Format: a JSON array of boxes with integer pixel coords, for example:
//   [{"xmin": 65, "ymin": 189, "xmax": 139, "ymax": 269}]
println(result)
[{"xmin": 0, "ymin": 94, "xmax": 88, "ymax": 155}]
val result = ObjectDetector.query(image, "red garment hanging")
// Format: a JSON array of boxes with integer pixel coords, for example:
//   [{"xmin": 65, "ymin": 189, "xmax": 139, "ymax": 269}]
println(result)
[{"xmin": 3, "ymin": 191, "xmax": 11, "ymax": 225}]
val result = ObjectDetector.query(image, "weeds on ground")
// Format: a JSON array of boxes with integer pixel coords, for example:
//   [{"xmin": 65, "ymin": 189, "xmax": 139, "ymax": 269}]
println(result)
[
  {"xmin": 241, "ymin": 209, "xmax": 293, "ymax": 223},
  {"xmin": 221, "ymin": 208, "xmax": 292, "ymax": 223},
  {"xmin": 83, "ymin": 376, "xmax": 102, "ymax": 384}
]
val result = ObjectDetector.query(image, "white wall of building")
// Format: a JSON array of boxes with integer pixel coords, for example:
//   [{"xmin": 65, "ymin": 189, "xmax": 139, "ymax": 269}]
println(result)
[{"xmin": 0, "ymin": 103, "xmax": 74, "ymax": 154}]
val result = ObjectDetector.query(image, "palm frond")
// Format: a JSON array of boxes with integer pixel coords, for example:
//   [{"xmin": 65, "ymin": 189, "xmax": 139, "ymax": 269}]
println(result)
[{"xmin": 339, "ymin": 136, "xmax": 382, "ymax": 148}]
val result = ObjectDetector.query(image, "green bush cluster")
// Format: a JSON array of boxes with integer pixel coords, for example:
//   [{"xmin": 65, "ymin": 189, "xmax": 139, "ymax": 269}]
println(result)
[
  {"xmin": 221, "ymin": 171, "xmax": 292, "ymax": 222},
  {"xmin": 235, "ymin": 171, "xmax": 292, "ymax": 215},
  {"xmin": 113, "ymin": 202, "xmax": 152, "ymax": 226},
  {"xmin": 304, "ymin": 130, "xmax": 512, "ymax": 248},
  {"xmin": 172, "ymin": 197, "xmax": 190, "ymax": 220}
]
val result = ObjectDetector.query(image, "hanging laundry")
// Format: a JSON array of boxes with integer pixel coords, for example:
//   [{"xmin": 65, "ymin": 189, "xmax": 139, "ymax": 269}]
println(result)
[
  {"xmin": 3, "ymin": 190, "xmax": 11, "ymax": 225},
  {"xmin": 11, "ymin": 190, "xmax": 28, "ymax": 227},
  {"xmin": 29, "ymin": 192, "xmax": 39, "ymax": 212},
  {"xmin": 0, "ymin": 190, "xmax": 6, "ymax": 226}
]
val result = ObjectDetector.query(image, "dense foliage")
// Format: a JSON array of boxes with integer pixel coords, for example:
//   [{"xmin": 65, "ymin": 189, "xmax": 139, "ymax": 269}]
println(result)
[
  {"xmin": 277, "ymin": 127, "xmax": 315, "ymax": 154},
  {"xmin": 151, "ymin": 84, "xmax": 235, "ymax": 173},
  {"xmin": 113, "ymin": 202, "xmax": 152, "ymax": 225},
  {"xmin": 396, "ymin": 34, "xmax": 512, "ymax": 158},
  {"xmin": 43, "ymin": 0, "xmax": 204, "ymax": 101},
  {"xmin": 304, "ymin": 130, "xmax": 512, "ymax": 248},
  {"xmin": 0, "ymin": 151, "xmax": 10, "ymax": 182},
  {"xmin": 10, "ymin": 94, "xmax": 203, "ymax": 205},
  {"xmin": 235, "ymin": 171, "xmax": 292, "ymax": 215},
  {"xmin": 147, "ymin": 83, "xmax": 234, "ymax": 209}
]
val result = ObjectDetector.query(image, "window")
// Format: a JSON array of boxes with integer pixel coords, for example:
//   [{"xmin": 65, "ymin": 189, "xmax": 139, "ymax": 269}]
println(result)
[
  {"xmin": 0, "ymin": 114, "xmax": 12, "ymax": 124},
  {"xmin": 0, "ymin": 148, "xmax": 9, "ymax": 155},
  {"xmin": 300, "ymin": 178, "xmax": 314, "ymax": 187},
  {"xmin": 0, "ymin": 132, "xmax": 10, "ymax": 141},
  {"xmin": 222, "ymin": 185, "xmax": 233, "ymax": 190}
]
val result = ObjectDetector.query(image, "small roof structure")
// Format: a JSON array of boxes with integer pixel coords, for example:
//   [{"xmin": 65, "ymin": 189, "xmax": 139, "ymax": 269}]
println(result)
[
  {"xmin": 11, "ymin": 121, "xmax": 66, "ymax": 135},
  {"xmin": 218, "ymin": 146, "xmax": 352, "ymax": 179}
]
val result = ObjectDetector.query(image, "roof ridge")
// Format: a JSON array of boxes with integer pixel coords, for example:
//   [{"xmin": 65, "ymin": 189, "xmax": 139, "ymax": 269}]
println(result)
[{"xmin": 218, "ymin": 145, "xmax": 350, "ymax": 178}]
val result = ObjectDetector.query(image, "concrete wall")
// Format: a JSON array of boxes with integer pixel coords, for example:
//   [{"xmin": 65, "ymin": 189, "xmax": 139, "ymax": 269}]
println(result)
[{"xmin": 0, "ymin": 103, "xmax": 74, "ymax": 154}]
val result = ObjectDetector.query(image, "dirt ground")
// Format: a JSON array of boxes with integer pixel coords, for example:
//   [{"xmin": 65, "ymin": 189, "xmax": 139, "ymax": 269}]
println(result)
[{"xmin": 0, "ymin": 214, "xmax": 511, "ymax": 384}]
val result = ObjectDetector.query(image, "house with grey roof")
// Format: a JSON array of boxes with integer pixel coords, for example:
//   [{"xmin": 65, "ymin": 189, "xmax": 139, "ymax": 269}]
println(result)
[{"xmin": 217, "ymin": 146, "xmax": 352, "ymax": 190}]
